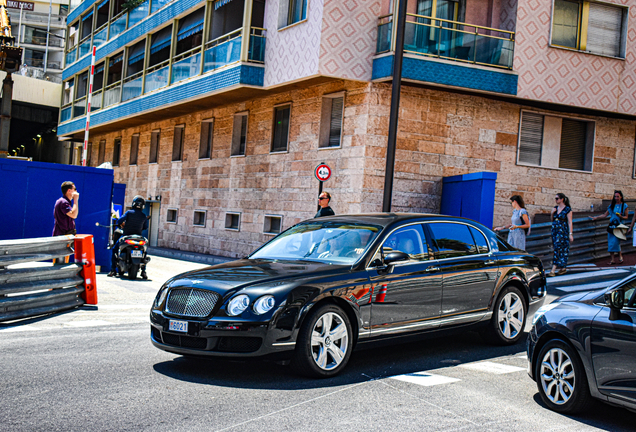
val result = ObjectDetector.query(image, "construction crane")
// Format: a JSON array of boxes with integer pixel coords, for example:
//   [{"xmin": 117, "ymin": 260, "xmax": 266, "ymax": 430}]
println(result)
[{"xmin": 0, "ymin": 0, "xmax": 22, "ymax": 158}]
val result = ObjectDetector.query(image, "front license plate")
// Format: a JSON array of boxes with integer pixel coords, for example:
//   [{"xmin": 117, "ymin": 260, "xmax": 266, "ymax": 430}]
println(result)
[
  {"xmin": 168, "ymin": 320, "xmax": 188, "ymax": 333},
  {"xmin": 131, "ymin": 250, "xmax": 143, "ymax": 258}
]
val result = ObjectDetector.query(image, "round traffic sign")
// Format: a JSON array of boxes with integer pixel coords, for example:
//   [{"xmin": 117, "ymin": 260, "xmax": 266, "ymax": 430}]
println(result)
[{"xmin": 314, "ymin": 163, "xmax": 332, "ymax": 182}]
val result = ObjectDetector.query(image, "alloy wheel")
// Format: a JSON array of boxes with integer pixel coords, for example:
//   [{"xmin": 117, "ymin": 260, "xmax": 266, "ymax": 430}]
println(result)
[
  {"xmin": 539, "ymin": 347, "xmax": 575, "ymax": 405},
  {"xmin": 311, "ymin": 312, "xmax": 349, "ymax": 370},
  {"xmin": 497, "ymin": 291, "xmax": 525, "ymax": 339}
]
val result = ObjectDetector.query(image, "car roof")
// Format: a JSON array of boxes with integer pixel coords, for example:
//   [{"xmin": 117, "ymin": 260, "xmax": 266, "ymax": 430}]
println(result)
[{"xmin": 307, "ymin": 213, "xmax": 485, "ymax": 229}]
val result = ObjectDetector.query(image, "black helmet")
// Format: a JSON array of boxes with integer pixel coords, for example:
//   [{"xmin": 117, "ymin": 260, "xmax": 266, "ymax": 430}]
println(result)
[{"xmin": 132, "ymin": 195, "xmax": 145, "ymax": 210}]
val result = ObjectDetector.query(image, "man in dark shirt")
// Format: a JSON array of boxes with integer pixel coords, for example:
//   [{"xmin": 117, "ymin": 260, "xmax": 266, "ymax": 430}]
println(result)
[
  {"xmin": 52, "ymin": 181, "xmax": 79, "ymax": 236},
  {"xmin": 315, "ymin": 191, "xmax": 335, "ymax": 218}
]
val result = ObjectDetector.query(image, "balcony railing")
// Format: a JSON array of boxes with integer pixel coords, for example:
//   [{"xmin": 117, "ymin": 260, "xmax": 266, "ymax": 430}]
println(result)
[
  {"xmin": 22, "ymin": 35, "xmax": 64, "ymax": 48},
  {"xmin": 109, "ymin": 12, "xmax": 127, "ymax": 41},
  {"xmin": 78, "ymin": 38, "xmax": 91, "ymax": 58},
  {"xmin": 171, "ymin": 47, "xmax": 201, "ymax": 84},
  {"xmin": 122, "ymin": 72, "xmax": 143, "ymax": 101},
  {"xmin": 24, "ymin": 57, "xmax": 62, "ymax": 70},
  {"xmin": 248, "ymin": 27, "xmax": 266, "ymax": 63},
  {"xmin": 61, "ymin": 105, "xmax": 72, "ymax": 122},
  {"xmin": 91, "ymin": 90, "xmax": 102, "ymax": 111},
  {"xmin": 203, "ymin": 28, "xmax": 242, "ymax": 73},
  {"xmin": 144, "ymin": 61, "xmax": 170, "ymax": 93},
  {"xmin": 104, "ymin": 82, "xmax": 121, "ymax": 107},
  {"xmin": 73, "ymin": 97, "xmax": 86, "ymax": 117},
  {"xmin": 22, "ymin": 11, "xmax": 67, "ymax": 25},
  {"xmin": 377, "ymin": 13, "xmax": 515, "ymax": 70},
  {"xmin": 127, "ymin": 1, "xmax": 149, "ymax": 28},
  {"xmin": 65, "ymin": 48, "xmax": 77, "ymax": 65},
  {"xmin": 93, "ymin": 26, "xmax": 108, "ymax": 48}
]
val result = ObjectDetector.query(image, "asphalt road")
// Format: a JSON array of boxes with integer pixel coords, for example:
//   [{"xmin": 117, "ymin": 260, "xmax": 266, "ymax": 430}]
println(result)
[{"xmin": 1, "ymin": 256, "xmax": 634, "ymax": 432}]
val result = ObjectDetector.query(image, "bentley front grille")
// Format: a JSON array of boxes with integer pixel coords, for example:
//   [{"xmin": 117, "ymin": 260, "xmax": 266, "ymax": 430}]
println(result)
[{"xmin": 165, "ymin": 288, "xmax": 221, "ymax": 318}]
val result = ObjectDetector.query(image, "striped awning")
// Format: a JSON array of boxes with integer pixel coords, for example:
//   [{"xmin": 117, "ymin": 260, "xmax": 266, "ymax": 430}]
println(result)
[
  {"xmin": 97, "ymin": 0, "xmax": 109, "ymax": 10},
  {"xmin": 215, "ymin": 0, "xmax": 235, "ymax": 10},
  {"xmin": 150, "ymin": 26, "xmax": 172, "ymax": 54},
  {"xmin": 82, "ymin": 11, "xmax": 93, "ymax": 21},
  {"xmin": 177, "ymin": 8, "xmax": 204, "ymax": 41},
  {"xmin": 128, "ymin": 43, "xmax": 145, "ymax": 65},
  {"xmin": 95, "ymin": 63, "xmax": 105, "ymax": 74},
  {"xmin": 109, "ymin": 54, "xmax": 123, "ymax": 66}
]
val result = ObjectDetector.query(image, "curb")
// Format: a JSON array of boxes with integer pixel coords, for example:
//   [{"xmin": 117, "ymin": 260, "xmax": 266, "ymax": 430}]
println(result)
[
  {"xmin": 547, "ymin": 267, "xmax": 635, "ymax": 289},
  {"xmin": 147, "ymin": 247, "xmax": 233, "ymax": 266}
]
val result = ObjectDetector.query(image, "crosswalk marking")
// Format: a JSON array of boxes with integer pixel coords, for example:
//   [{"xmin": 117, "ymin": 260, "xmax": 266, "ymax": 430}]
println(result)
[
  {"xmin": 458, "ymin": 361, "xmax": 525, "ymax": 374},
  {"xmin": 390, "ymin": 372, "xmax": 460, "ymax": 386}
]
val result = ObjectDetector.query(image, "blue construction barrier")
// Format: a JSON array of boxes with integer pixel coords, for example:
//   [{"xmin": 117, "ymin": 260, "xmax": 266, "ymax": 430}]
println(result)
[
  {"xmin": 0, "ymin": 158, "xmax": 114, "ymax": 271},
  {"xmin": 441, "ymin": 171, "xmax": 497, "ymax": 229}
]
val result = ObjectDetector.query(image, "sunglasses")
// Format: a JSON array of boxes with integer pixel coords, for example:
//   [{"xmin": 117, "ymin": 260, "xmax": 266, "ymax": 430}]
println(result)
[
  {"xmin": 318, "ymin": 197, "xmax": 328, "ymax": 200},
  {"xmin": 555, "ymin": 197, "xmax": 561, "ymax": 201}
]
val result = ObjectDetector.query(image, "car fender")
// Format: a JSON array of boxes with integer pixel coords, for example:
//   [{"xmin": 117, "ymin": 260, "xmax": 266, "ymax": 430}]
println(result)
[{"xmin": 492, "ymin": 268, "xmax": 531, "ymax": 308}]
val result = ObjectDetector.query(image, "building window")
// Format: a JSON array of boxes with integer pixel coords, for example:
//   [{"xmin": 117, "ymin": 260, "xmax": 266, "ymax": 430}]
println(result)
[
  {"xmin": 279, "ymin": 0, "xmax": 308, "ymax": 28},
  {"xmin": 87, "ymin": 142, "xmax": 92, "ymax": 166},
  {"xmin": 199, "ymin": 119, "xmax": 213, "ymax": 159},
  {"xmin": 113, "ymin": 138, "xmax": 121, "ymax": 166},
  {"xmin": 193, "ymin": 210, "xmax": 206, "ymax": 227},
  {"xmin": 225, "ymin": 212, "xmax": 241, "ymax": 230},
  {"xmin": 517, "ymin": 111, "xmax": 594, "ymax": 172},
  {"xmin": 167, "ymin": 208, "xmax": 178, "ymax": 223},
  {"xmin": 551, "ymin": 0, "xmax": 626, "ymax": 58},
  {"xmin": 231, "ymin": 113, "xmax": 248, "ymax": 156},
  {"xmin": 172, "ymin": 125, "xmax": 185, "ymax": 161},
  {"xmin": 130, "ymin": 134, "xmax": 139, "ymax": 165},
  {"xmin": 98, "ymin": 139, "xmax": 106, "ymax": 165},
  {"xmin": 320, "ymin": 94, "xmax": 344, "ymax": 148},
  {"xmin": 263, "ymin": 215, "xmax": 282, "ymax": 235},
  {"xmin": 149, "ymin": 130, "xmax": 160, "ymax": 163},
  {"xmin": 271, "ymin": 105, "xmax": 291, "ymax": 153}
]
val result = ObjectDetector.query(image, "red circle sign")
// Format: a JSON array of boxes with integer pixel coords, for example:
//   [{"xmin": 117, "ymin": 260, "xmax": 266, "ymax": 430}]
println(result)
[{"xmin": 314, "ymin": 164, "xmax": 332, "ymax": 182}]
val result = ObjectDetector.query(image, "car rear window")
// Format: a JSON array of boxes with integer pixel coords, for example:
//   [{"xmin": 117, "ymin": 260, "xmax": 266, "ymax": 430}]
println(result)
[
  {"xmin": 427, "ymin": 222, "xmax": 478, "ymax": 259},
  {"xmin": 469, "ymin": 226, "xmax": 489, "ymax": 254}
]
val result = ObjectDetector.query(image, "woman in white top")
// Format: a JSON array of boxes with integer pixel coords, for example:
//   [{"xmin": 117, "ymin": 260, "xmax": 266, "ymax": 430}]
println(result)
[{"xmin": 494, "ymin": 195, "xmax": 531, "ymax": 250}]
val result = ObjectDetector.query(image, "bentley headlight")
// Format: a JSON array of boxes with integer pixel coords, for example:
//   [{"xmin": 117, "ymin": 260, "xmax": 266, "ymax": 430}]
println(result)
[
  {"xmin": 154, "ymin": 286, "xmax": 169, "ymax": 308},
  {"xmin": 532, "ymin": 302, "xmax": 560, "ymax": 326},
  {"xmin": 227, "ymin": 294, "xmax": 250, "ymax": 316},
  {"xmin": 253, "ymin": 295, "xmax": 276, "ymax": 315}
]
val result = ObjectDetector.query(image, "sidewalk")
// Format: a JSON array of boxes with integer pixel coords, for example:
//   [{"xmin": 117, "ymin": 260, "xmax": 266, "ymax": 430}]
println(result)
[{"xmin": 147, "ymin": 246, "xmax": 233, "ymax": 266}]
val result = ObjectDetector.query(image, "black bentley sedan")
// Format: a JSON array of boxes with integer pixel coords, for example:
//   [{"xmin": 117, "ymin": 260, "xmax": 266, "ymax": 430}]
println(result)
[
  {"xmin": 150, "ymin": 213, "xmax": 546, "ymax": 377},
  {"xmin": 528, "ymin": 274, "xmax": 636, "ymax": 414}
]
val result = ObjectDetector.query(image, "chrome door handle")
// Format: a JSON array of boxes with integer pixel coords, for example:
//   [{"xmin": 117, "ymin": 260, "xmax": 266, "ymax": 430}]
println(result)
[
  {"xmin": 484, "ymin": 260, "xmax": 496, "ymax": 265},
  {"xmin": 426, "ymin": 266, "xmax": 440, "ymax": 272}
]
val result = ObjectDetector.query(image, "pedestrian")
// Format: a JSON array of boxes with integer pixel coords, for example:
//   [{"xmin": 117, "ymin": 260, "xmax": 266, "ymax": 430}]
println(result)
[
  {"xmin": 494, "ymin": 195, "xmax": 531, "ymax": 251},
  {"xmin": 315, "ymin": 191, "xmax": 335, "ymax": 218},
  {"xmin": 52, "ymin": 181, "xmax": 79, "ymax": 236},
  {"xmin": 590, "ymin": 190, "xmax": 629, "ymax": 265},
  {"xmin": 548, "ymin": 193, "xmax": 573, "ymax": 277}
]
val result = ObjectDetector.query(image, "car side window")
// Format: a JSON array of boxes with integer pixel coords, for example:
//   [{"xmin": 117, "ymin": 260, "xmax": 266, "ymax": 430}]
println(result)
[
  {"xmin": 428, "ymin": 222, "xmax": 477, "ymax": 259},
  {"xmin": 469, "ymin": 226, "xmax": 490, "ymax": 254},
  {"xmin": 623, "ymin": 279, "xmax": 636, "ymax": 308},
  {"xmin": 378, "ymin": 224, "xmax": 429, "ymax": 262}
]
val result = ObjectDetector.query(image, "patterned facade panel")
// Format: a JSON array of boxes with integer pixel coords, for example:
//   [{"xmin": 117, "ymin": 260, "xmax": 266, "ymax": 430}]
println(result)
[
  {"xmin": 318, "ymin": 0, "xmax": 382, "ymax": 81},
  {"xmin": 58, "ymin": 65, "xmax": 263, "ymax": 135},
  {"xmin": 64, "ymin": 0, "xmax": 206, "ymax": 80},
  {"xmin": 514, "ymin": 0, "xmax": 636, "ymax": 115},
  {"xmin": 372, "ymin": 55, "xmax": 518, "ymax": 95},
  {"xmin": 262, "ymin": 0, "xmax": 322, "ymax": 86}
]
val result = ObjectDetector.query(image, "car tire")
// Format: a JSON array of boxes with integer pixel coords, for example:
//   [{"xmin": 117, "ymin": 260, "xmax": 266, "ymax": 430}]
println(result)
[
  {"xmin": 535, "ymin": 339, "xmax": 593, "ymax": 414},
  {"xmin": 292, "ymin": 304, "xmax": 353, "ymax": 378},
  {"xmin": 482, "ymin": 285, "xmax": 526, "ymax": 345}
]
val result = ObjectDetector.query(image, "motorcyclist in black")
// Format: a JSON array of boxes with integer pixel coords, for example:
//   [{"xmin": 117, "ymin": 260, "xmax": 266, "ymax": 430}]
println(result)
[{"xmin": 108, "ymin": 196, "xmax": 149, "ymax": 278}]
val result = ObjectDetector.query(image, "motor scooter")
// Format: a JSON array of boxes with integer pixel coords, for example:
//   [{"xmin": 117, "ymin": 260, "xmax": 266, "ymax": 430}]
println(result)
[{"xmin": 114, "ymin": 234, "xmax": 150, "ymax": 280}]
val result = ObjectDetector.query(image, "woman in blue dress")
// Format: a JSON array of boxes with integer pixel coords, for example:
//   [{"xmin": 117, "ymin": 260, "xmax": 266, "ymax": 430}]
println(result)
[
  {"xmin": 591, "ymin": 190, "xmax": 629, "ymax": 265},
  {"xmin": 548, "ymin": 193, "xmax": 573, "ymax": 277},
  {"xmin": 494, "ymin": 195, "xmax": 531, "ymax": 250}
]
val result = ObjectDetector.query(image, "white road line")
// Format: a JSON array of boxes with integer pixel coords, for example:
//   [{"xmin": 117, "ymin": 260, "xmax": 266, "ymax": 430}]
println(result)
[
  {"xmin": 390, "ymin": 371, "xmax": 460, "ymax": 386},
  {"xmin": 62, "ymin": 320, "xmax": 114, "ymax": 327},
  {"xmin": 556, "ymin": 281, "xmax": 617, "ymax": 292},
  {"xmin": 458, "ymin": 361, "xmax": 525, "ymax": 374}
]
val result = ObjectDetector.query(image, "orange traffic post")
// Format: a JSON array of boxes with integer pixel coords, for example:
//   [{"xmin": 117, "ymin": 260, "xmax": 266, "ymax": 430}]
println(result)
[{"xmin": 74, "ymin": 234, "xmax": 98, "ymax": 305}]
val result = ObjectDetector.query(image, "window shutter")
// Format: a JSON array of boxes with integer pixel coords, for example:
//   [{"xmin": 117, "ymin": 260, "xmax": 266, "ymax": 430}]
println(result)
[
  {"xmin": 328, "ymin": 97, "xmax": 343, "ymax": 147},
  {"xmin": 130, "ymin": 135, "xmax": 139, "ymax": 165},
  {"xmin": 518, "ymin": 112, "xmax": 543, "ymax": 165},
  {"xmin": 149, "ymin": 132, "xmax": 159, "ymax": 163},
  {"xmin": 172, "ymin": 126, "xmax": 184, "ymax": 161},
  {"xmin": 587, "ymin": 3, "xmax": 623, "ymax": 57},
  {"xmin": 199, "ymin": 121, "xmax": 211, "ymax": 159},
  {"xmin": 559, "ymin": 119, "xmax": 587, "ymax": 171}
]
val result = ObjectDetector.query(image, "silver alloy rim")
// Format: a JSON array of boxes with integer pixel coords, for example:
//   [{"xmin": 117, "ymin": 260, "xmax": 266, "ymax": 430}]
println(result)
[
  {"xmin": 540, "ymin": 347, "xmax": 575, "ymax": 405},
  {"xmin": 497, "ymin": 291, "xmax": 525, "ymax": 339},
  {"xmin": 311, "ymin": 312, "xmax": 348, "ymax": 370}
]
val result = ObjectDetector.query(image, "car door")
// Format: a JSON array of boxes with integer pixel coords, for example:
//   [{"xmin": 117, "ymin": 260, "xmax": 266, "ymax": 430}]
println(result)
[
  {"xmin": 425, "ymin": 222, "xmax": 499, "ymax": 319},
  {"xmin": 591, "ymin": 280, "xmax": 636, "ymax": 404},
  {"xmin": 367, "ymin": 223, "xmax": 442, "ymax": 336}
]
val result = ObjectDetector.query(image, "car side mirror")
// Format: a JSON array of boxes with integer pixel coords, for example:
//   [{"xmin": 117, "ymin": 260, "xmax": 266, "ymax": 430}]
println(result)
[
  {"xmin": 605, "ymin": 290, "xmax": 625, "ymax": 310},
  {"xmin": 384, "ymin": 251, "xmax": 409, "ymax": 265}
]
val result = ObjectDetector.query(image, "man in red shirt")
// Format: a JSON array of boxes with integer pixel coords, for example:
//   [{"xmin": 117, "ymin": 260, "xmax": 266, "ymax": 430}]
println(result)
[{"xmin": 52, "ymin": 181, "xmax": 79, "ymax": 236}]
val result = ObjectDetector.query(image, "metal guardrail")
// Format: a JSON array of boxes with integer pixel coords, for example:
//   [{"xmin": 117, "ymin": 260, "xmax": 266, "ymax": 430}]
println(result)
[
  {"xmin": 501, "ymin": 214, "xmax": 636, "ymax": 268},
  {"xmin": 0, "ymin": 236, "xmax": 94, "ymax": 322}
]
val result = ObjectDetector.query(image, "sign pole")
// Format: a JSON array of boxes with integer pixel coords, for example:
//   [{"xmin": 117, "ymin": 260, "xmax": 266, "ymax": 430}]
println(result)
[{"xmin": 82, "ymin": 46, "xmax": 96, "ymax": 167}]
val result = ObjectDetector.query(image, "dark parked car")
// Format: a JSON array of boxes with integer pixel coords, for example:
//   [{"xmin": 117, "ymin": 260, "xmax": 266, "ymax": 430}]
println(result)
[
  {"xmin": 528, "ymin": 275, "xmax": 636, "ymax": 414},
  {"xmin": 150, "ymin": 214, "xmax": 546, "ymax": 377}
]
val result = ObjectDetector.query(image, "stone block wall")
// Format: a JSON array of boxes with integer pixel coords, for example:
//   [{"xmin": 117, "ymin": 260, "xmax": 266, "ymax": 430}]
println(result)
[{"xmin": 91, "ymin": 79, "xmax": 636, "ymax": 257}]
